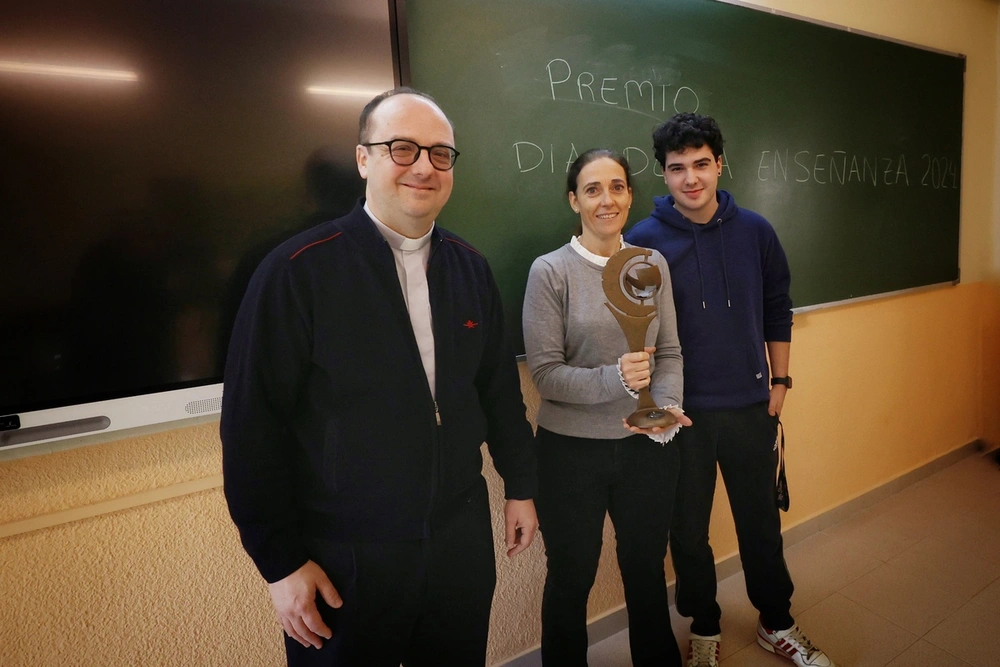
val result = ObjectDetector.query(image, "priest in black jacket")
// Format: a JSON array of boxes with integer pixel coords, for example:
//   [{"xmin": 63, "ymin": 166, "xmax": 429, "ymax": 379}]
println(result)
[{"xmin": 221, "ymin": 87, "xmax": 538, "ymax": 666}]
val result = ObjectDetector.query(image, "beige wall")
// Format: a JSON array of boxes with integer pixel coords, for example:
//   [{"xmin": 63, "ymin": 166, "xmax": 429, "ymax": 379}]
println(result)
[
  {"xmin": 988, "ymin": 3, "xmax": 1000, "ymax": 451},
  {"xmin": 989, "ymin": 3, "xmax": 1000, "ymax": 451},
  {"xmin": 2, "ymin": 1, "xmax": 998, "ymax": 665}
]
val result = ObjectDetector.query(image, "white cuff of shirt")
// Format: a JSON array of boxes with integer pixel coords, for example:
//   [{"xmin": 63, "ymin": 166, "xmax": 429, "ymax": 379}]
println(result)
[
  {"xmin": 617, "ymin": 357, "xmax": 640, "ymax": 399},
  {"xmin": 647, "ymin": 404, "xmax": 683, "ymax": 445}
]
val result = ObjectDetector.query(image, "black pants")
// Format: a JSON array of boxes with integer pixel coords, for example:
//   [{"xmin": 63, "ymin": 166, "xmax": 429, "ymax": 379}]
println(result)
[
  {"xmin": 670, "ymin": 402, "xmax": 795, "ymax": 636},
  {"xmin": 536, "ymin": 427, "xmax": 682, "ymax": 667},
  {"xmin": 285, "ymin": 479, "xmax": 497, "ymax": 666}
]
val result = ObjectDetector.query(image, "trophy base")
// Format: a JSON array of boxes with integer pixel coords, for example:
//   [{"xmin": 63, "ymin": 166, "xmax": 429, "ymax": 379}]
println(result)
[{"xmin": 627, "ymin": 407, "xmax": 678, "ymax": 430}]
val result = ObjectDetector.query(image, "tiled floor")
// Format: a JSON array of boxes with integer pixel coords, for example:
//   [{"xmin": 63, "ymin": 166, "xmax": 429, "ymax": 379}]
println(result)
[{"xmin": 582, "ymin": 452, "xmax": 1000, "ymax": 666}]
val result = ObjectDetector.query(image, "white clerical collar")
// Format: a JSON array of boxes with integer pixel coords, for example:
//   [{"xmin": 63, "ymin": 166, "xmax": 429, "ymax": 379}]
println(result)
[
  {"xmin": 364, "ymin": 201, "xmax": 434, "ymax": 251},
  {"xmin": 570, "ymin": 234, "xmax": 624, "ymax": 267}
]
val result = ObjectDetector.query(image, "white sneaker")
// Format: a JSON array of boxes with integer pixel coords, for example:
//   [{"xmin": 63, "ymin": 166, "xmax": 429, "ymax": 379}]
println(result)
[
  {"xmin": 756, "ymin": 619, "xmax": 836, "ymax": 666},
  {"xmin": 686, "ymin": 633, "xmax": 721, "ymax": 667}
]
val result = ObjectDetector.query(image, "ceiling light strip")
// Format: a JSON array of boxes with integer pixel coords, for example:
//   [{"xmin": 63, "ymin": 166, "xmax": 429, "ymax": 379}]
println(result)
[{"xmin": 0, "ymin": 60, "xmax": 138, "ymax": 82}]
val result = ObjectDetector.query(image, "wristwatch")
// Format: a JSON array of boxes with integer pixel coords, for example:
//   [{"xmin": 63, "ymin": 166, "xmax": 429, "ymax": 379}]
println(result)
[{"xmin": 771, "ymin": 376, "xmax": 792, "ymax": 389}]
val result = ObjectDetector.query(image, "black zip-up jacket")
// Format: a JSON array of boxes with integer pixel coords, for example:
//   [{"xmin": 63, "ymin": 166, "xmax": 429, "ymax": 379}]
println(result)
[{"xmin": 221, "ymin": 204, "xmax": 537, "ymax": 583}]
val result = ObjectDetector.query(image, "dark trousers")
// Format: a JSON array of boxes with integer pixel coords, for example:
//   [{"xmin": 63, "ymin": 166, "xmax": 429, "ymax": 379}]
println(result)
[
  {"xmin": 669, "ymin": 402, "xmax": 794, "ymax": 636},
  {"xmin": 285, "ymin": 479, "xmax": 497, "ymax": 667},
  {"xmin": 536, "ymin": 427, "xmax": 682, "ymax": 667}
]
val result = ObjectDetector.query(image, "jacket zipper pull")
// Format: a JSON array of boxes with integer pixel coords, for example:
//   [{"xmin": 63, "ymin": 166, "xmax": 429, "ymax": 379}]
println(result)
[{"xmin": 434, "ymin": 401, "xmax": 442, "ymax": 426}]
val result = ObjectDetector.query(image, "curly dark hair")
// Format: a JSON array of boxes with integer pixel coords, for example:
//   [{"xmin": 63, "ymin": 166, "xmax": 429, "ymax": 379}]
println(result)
[{"xmin": 652, "ymin": 113, "xmax": 725, "ymax": 168}]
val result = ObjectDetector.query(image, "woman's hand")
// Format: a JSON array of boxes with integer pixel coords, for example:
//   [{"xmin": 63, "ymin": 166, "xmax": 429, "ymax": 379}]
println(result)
[
  {"xmin": 619, "ymin": 346, "xmax": 655, "ymax": 391},
  {"xmin": 622, "ymin": 406, "xmax": 692, "ymax": 435}
]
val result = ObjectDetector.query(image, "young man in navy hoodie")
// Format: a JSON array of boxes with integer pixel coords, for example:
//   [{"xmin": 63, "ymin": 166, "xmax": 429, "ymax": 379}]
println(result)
[{"xmin": 625, "ymin": 114, "xmax": 835, "ymax": 667}]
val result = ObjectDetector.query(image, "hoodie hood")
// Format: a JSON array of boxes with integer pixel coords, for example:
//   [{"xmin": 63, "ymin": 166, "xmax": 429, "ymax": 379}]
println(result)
[
  {"xmin": 649, "ymin": 189, "xmax": 739, "ymax": 230},
  {"xmin": 648, "ymin": 189, "xmax": 739, "ymax": 310}
]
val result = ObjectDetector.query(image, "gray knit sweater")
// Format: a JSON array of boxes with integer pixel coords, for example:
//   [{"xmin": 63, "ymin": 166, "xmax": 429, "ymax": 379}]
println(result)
[{"xmin": 523, "ymin": 242, "xmax": 683, "ymax": 440}]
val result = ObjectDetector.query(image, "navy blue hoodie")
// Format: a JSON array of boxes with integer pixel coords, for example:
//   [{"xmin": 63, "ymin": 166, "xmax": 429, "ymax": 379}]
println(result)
[{"xmin": 625, "ymin": 190, "xmax": 792, "ymax": 411}]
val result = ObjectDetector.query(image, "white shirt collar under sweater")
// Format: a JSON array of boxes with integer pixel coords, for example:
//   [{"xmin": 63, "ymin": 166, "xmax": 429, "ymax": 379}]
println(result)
[
  {"xmin": 364, "ymin": 202, "xmax": 437, "ymax": 397},
  {"xmin": 569, "ymin": 234, "xmax": 624, "ymax": 267},
  {"xmin": 366, "ymin": 202, "xmax": 434, "ymax": 255}
]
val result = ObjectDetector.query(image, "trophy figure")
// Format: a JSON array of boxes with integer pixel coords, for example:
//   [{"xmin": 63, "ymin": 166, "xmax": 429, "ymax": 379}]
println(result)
[{"xmin": 602, "ymin": 247, "xmax": 677, "ymax": 429}]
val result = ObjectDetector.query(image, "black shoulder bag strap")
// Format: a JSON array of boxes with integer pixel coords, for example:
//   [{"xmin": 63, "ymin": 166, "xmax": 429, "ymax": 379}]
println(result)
[{"xmin": 775, "ymin": 419, "xmax": 789, "ymax": 512}]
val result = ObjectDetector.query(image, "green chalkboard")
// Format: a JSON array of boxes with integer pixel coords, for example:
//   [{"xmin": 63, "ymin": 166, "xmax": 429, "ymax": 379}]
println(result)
[{"xmin": 403, "ymin": 0, "xmax": 964, "ymax": 353}]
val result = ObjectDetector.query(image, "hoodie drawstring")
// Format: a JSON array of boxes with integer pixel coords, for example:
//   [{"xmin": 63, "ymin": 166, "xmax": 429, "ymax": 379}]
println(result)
[
  {"xmin": 689, "ymin": 218, "xmax": 733, "ymax": 309},
  {"xmin": 718, "ymin": 221, "xmax": 732, "ymax": 308},
  {"xmin": 689, "ymin": 221, "xmax": 707, "ymax": 309}
]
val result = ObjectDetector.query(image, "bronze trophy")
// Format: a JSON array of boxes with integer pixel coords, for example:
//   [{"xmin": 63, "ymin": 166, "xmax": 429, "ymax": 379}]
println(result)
[{"xmin": 602, "ymin": 247, "xmax": 677, "ymax": 429}]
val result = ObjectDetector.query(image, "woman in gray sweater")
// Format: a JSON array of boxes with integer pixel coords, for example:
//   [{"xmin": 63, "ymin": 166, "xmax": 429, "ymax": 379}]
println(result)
[{"xmin": 523, "ymin": 149, "xmax": 690, "ymax": 666}]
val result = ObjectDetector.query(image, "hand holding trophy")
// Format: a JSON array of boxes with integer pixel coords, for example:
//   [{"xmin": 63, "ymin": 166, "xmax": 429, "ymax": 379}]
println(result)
[{"xmin": 602, "ymin": 247, "xmax": 678, "ymax": 429}]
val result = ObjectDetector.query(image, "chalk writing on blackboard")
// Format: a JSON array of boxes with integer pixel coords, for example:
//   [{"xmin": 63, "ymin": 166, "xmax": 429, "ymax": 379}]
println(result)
[{"xmin": 547, "ymin": 58, "xmax": 700, "ymax": 115}]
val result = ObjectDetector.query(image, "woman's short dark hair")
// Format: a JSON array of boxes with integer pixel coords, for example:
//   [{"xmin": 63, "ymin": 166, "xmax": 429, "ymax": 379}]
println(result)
[
  {"xmin": 651, "ymin": 113, "xmax": 725, "ymax": 168},
  {"xmin": 566, "ymin": 149, "xmax": 632, "ymax": 195}
]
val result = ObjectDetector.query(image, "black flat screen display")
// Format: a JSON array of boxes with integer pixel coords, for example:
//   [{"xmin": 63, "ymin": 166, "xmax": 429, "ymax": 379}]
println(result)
[{"xmin": 1, "ymin": 0, "xmax": 396, "ymax": 416}]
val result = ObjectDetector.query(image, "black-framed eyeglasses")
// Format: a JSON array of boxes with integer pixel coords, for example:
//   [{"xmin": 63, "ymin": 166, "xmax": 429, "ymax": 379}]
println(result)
[{"xmin": 362, "ymin": 139, "xmax": 460, "ymax": 171}]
